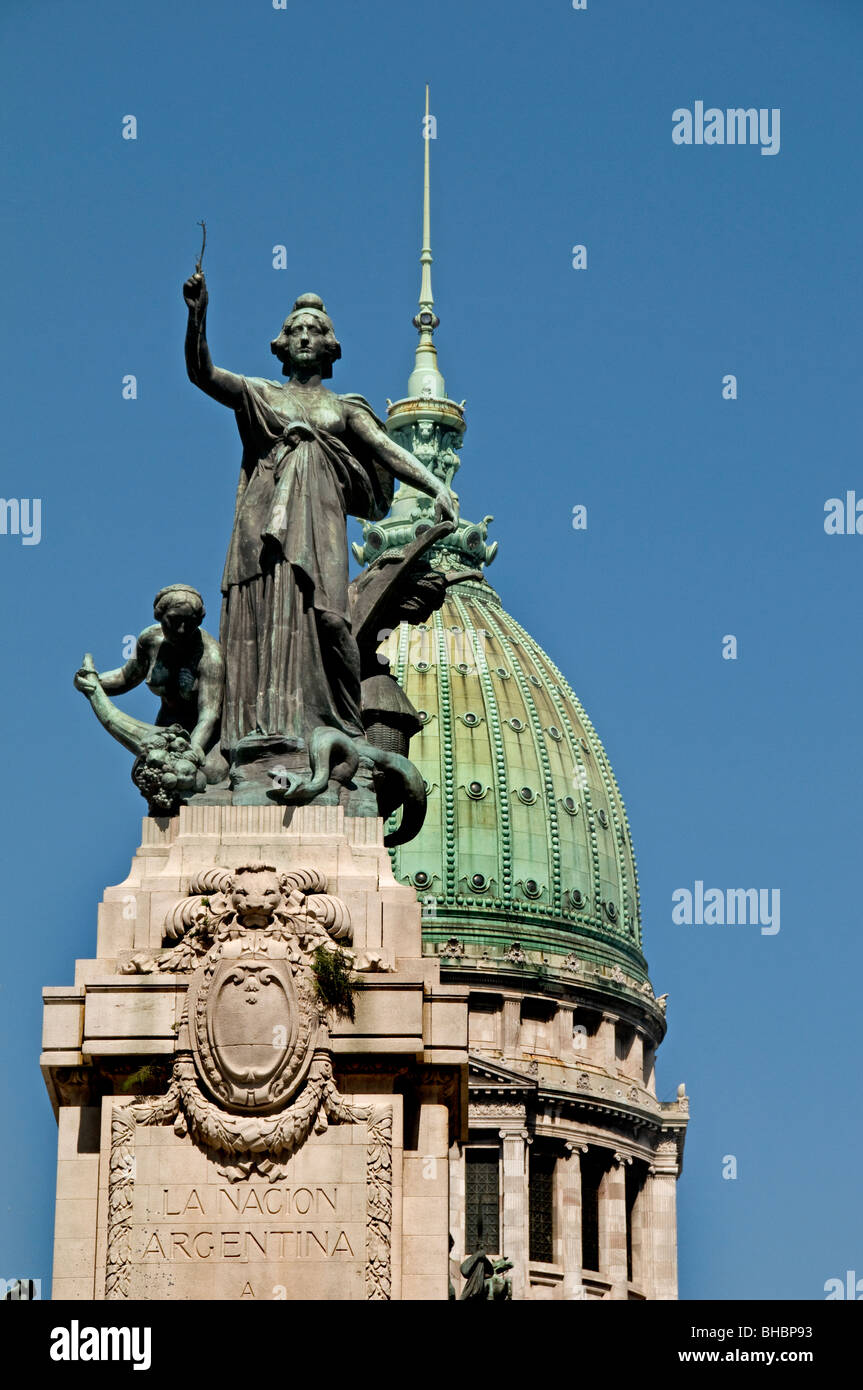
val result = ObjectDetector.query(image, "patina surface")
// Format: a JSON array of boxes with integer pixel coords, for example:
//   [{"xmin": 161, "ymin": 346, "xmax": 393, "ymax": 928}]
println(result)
[{"xmin": 182, "ymin": 276, "xmax": 455, "ymax": 770}]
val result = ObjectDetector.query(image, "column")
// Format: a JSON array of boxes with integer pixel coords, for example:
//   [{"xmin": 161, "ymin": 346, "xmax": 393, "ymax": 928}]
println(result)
[
  {"xmin": 499, "ymin": 1127, "xmax": 529, "ymax": 1299},
  {"xmin": 642, "ymin": 1042, "xmax": 656, "ymax": 1094},
  {"xmin": 448, "ymin": 1142, "xmax": 465, "ymax": 1272},
  {"xmin": 598, "ymin": 1011, "xmax": 617, "ymax": 1071},
  {"xmin": 629, "ymin": 1031, "xmax": 644, "ymax": 1083},
  {"xmin": 554, "ymin": 1003, "xmax": 574, "ymax": 1061},
  {"xmin": 502, "ymin": 996, "xmax": 521, "ymax": 1059},
  {"xmin": 598, "ymin": 1152, "xmax": 629, "ymax": 1300},
  {"xmin": 644, "ymin": 1160, "xmax": 679, "ymax": 1299},
  {"xmin": 559, "ymin": 1141, "xmax": 587, "ymax": 1299}
]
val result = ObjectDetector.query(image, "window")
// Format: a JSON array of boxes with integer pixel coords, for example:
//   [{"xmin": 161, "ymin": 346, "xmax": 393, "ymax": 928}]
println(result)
[
  {"xmin": 521, "ymin": 999, "xmax": 554, "ymax": 1055},
  {"xmin": 625, "ymin": 1163, "xmax": 639, "ymax": 1284},
  {"xmin": 642, "ymin": 1044, "xmax": 655, "ymax": 1089},
  {"xmin": 615, "ymin": 1023, "xmax": 634, "ymax": 1063},
  {"xmin": 581, "ymin": 1150, "xmax": 603, "ymax": 1272},
  {"xmin": 465, "ymin": 1149, "xmax": 500, "ymax": 1255},
  {"xmin": 529, "ymin": 1150, "xmax": 555, "ymax": 1262}
]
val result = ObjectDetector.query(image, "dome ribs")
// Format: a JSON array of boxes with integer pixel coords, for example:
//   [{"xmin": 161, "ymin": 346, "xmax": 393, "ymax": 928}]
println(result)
[
  {"xmin": 451, "ymin": 592, "xmax": 513, "ymax": 910},
  {"xmin": 432, "ymin": 606, "xmax": 459, "ymax": 905},
  {"xmin": 388, "ymin": 581, "xmax": 648, "ymax": 975},
  {"xmin": 521, "ymin": 619, "xmax": 642, "ymax": 951},
  {"xmin": 473, "ymin": 598, "xmax": 562, "ymax": 917}
]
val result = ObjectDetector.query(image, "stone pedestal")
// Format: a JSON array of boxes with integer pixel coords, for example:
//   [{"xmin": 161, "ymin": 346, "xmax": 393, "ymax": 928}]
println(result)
[{"xmin": 42, "ymin": 805, "xmax": 468, "ymax": 1301}]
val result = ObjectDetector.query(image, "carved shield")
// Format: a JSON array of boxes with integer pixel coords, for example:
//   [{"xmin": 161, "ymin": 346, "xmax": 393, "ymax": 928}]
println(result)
[{"xmin": 187, "ymin": 939, "xmax": 315, "ymax": 1113}]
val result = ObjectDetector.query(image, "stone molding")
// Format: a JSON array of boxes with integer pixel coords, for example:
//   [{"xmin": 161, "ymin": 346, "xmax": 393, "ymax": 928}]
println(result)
[{"xmin": 471, "ymin": 1102, "xmax": 524, "ymax": 1117}]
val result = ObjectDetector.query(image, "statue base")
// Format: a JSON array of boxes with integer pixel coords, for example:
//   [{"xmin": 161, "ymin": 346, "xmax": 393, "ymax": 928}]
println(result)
[
  {"xmin": 188, "ymin": 733, "xmax": 385, "ymax": 823},
  {"xmin": 42, "ymin": 804, "xmax": 468, "ymax": 1301},
  {"xmin": 226, "ymin": 733, "xmax": 312, "ymax": 805}
]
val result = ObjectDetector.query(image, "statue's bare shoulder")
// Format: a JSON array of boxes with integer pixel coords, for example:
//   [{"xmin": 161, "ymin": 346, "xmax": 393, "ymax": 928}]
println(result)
[
  {"xmin": 136, "ymin": 624, "xmax": 162, "ymax": 653},
  {"xmin": 198, "ymin": 629, "xmax": 225, "ymax": 673}
]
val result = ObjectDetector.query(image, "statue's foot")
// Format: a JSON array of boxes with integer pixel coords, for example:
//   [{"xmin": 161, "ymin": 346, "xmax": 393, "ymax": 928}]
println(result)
[
  {"xmin": 227, "ymin": 733, "xmax": 309, "ymax": 806},
  {"xmin": 203, "ymin": 746, "xmax": 229, "ymax": 786}
]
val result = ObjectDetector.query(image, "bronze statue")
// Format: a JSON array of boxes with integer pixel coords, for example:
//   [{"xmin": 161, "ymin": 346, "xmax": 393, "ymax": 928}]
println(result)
[
  {"xmin": 458, "ymin": 1252, "xmax": 514, "ymax": 1300},
  {"xmin": 73, "ymin": 654, "xmax": 206, "ymax": 817},
  {"xmin": 182, "ymin": 274, "xmax": 456, "ymax": 773},
  {"xmin": 349, "ymin": 519, "xmax": 480, "ymax": 751},
  {"xmin": 75, "ymin": 584, "xmax": 224, "ymax": 768},
  {"xmin": 70, "ymin": 267, "xmax": 457, "ymax": 841},
  {"xmin": 72, "ymin": 584, "xmax": 223, "ymax": 814}
]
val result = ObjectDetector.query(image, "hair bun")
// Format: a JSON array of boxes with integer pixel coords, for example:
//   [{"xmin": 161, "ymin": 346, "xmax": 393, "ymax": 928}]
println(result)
[
  {"xmin": 291, "ymin": 293, "xmax": 326, "ymax": 313},
  {"xmin": 153, "ymin": 584, "xmax": 205, "ymax": 619}
]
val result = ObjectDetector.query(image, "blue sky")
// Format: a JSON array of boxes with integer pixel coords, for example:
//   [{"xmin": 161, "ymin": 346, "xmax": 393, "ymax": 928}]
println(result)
[{"xmin": 1, "ymin": 0, "xmax": 861, "ymax": 1300}]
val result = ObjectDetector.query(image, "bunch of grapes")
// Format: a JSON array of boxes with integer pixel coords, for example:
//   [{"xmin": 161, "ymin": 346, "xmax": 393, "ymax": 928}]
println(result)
[{"xmin": 132, "ymin": 726, "xmax": 205, "ymax": 815}]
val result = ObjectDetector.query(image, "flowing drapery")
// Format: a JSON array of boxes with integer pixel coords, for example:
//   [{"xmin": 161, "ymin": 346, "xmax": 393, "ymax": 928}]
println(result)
[{"xmin": 219, "ymin": 377, "xmax": 394, "ymax": 756}]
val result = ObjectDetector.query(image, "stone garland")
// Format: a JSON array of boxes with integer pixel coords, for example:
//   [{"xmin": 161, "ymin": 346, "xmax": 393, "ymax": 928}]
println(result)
[
  {"xmin": 174, "ymin": 1052, "xmax": 329, "ymax": 1166},
  {"xmin": 105, "ymin": 1083, "xmax": 180, "ymax": 1300},
  {"xmin": 105, "ymin": 1109, "xmax": 134, "ymax": 1301},
  {"xmin": 322, "ymin": 1084, "xmax": 393, "ymax": 1301}
]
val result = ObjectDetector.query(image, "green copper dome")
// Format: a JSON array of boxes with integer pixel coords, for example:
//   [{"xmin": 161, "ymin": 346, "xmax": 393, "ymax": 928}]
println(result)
[
  {"xmin": 378, "ymin": 574, "xmax": 650, "ymax": 988},
  {"xmin": 360, "ymin": 450, "xmax": 654, "ymax": 996}
]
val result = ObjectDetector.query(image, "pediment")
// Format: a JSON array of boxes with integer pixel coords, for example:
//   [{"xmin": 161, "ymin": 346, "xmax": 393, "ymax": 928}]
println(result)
[{"xmin": 468, "ymin": 1053, "xmax": 537, "ymax": 1093}]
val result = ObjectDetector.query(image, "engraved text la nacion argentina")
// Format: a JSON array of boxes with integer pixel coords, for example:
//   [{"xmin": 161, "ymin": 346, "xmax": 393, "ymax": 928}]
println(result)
[{"xmin": 138, "ymin": 1184, "xmax": 356, "ymax": 1262}]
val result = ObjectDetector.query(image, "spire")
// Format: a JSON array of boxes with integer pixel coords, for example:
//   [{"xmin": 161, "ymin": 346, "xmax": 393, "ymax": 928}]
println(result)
[
  {"xmin": 407, "ymin": 86, "xmax": 446, "ymax": 399},
  {"xmin": 354, "ymin": 91, "xmax": 497, "ymax": 575}
]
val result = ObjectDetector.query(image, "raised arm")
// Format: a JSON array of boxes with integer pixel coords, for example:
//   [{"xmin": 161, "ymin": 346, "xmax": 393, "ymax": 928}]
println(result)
[
  {"xmin": 183, "ymin": 272, "xmax": 245, "ymax": 407},
  {"xmin": 346, "ymin": 404, "xmax": 457, "ymax": 525}
]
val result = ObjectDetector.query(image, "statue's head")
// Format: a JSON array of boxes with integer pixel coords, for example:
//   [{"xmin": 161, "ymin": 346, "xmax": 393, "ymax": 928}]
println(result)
[
  {"xmin": 230, "ymin": 863, "xmax": 283, "ymax": 926},
  {"xmin": 270, "ymin": 294, "xmax": 341, "ymax": 379},
  {"xmin": 153, "ymin": 584, "xmax": 205, "ymax": 646}
]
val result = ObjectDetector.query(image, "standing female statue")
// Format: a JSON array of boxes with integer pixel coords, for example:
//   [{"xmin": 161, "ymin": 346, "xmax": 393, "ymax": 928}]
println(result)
[{"xmin": 183, "ymin": 273, "xmax": 455, "ymax": 770}]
